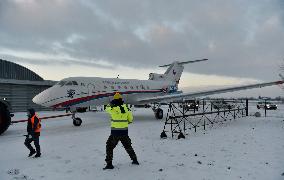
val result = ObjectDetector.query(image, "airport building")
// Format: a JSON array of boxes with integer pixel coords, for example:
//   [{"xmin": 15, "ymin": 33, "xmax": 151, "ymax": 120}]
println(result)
[{"xmin": 0, "ymin": 59, "xmax": 56, "ymax": 112}]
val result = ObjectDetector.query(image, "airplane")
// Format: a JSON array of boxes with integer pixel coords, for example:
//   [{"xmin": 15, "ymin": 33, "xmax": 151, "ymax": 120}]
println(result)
[{"xmin": 32, "ymin": 59, "xmax": 284, "ymax": 126}]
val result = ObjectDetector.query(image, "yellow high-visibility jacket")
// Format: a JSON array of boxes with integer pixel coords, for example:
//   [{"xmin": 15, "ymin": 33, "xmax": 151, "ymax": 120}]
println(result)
[{"xmin": 106, "ymin": 104, "xmax": 133, "ymax": 130}]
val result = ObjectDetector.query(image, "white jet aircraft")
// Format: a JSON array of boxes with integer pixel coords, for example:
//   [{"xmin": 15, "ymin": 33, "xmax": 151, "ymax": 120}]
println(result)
[{"xmin": 32, "ymin": 59, "xmax": 283, "ymax": 126}]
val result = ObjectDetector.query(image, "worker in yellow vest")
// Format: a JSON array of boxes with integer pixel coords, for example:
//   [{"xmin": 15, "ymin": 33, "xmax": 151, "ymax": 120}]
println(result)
[
  {"xmin": 103, "ymin": 93, "xmax": 139, "ymax": 170},
  {"xmin": 24, "ymin": 108, "xmax": 41, "ymax": 158}
]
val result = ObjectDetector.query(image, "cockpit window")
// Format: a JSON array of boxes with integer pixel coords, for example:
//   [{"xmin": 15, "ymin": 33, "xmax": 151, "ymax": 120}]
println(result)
[
  {"xmin": 65, "ymin": 81, "xmax": 73, "ymax": 86},
  {"xmin": 57, "ymin": 80, "xmax": 78, "ymax": 86},
  {"xmin": 57, "ymin": 81, "xmax": 67, "ymax": 86},
  {"xmin": 65, "ymin": 81, "xmax": 79, "ymax": 86}
]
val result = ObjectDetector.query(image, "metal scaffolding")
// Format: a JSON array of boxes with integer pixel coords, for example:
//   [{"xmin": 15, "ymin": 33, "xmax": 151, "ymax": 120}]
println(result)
[{"xmin": 160, "ymin": 99, "xmax": 248, "ymax": 139}]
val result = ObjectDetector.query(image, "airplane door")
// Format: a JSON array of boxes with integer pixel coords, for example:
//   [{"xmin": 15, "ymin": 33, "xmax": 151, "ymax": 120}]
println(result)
[
  {"xmin": 87, "ymin": 83, "xmax": 96, "ymax": 96},
  {"xmin": 87, "ymin": 83, "xmax": 106, "ymax": 105}
]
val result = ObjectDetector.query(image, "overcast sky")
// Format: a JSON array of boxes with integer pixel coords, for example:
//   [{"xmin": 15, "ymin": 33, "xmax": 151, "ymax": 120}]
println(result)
[{"xmin": 0, "ymin": 0, "xmax": 284, "ymax": 96}]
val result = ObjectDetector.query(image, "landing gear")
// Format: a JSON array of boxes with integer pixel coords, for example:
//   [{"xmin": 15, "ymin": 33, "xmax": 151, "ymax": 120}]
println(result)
[
  {"xmin": 72, "ymin": 114, "xmax": 82, "ymax": 126},
  {"xmin": 155, "ymin": 108, "xmax": 163, "ymax": 119},
  {"xmin": 0, "ymin": 102, "xmax": 11, "ymax": 135},
  {"xmin": 152, "ymin": 103, "xmax": 163, "ymax": 119},
  {"xmin": 73, "ymin": 118, "xmax": 82, "ymax": 126}
]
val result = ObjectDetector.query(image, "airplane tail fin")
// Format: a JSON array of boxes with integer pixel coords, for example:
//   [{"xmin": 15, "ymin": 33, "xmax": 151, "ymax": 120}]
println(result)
[{"xmin": 149, "ymin": 59, "xmax": 208, "ymax": 84}]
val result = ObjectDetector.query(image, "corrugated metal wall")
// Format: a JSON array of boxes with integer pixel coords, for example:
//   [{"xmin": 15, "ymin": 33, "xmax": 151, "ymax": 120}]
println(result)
[
  {"xmin": 0, "ymin": 83, "xmax": 52, "ymax": 112},
  {"xmin": 0, "ymin": 59, "xmax": 43, "ymax": 81}
]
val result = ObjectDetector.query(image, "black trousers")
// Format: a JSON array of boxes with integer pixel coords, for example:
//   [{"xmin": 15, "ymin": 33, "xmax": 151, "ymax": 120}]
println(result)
[
  {"xmin": 105, "ymin": 135, "xmax": 137, "ymax": 163},
  {"xmin": 24, "ymin": 135, "xmax": 40, "ymax": 154}
]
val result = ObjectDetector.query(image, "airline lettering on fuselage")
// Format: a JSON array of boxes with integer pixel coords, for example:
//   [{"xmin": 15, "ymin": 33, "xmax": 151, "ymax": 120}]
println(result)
[{"xmin": 102, "ymin": 80, "xmax": 130, "ymax": 85}]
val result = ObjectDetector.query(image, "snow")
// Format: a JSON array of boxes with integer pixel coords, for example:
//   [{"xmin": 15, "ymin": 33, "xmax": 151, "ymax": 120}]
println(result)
[{"xmin": 1, "ymin": 105, "xmax": 284, "ymax": 180}]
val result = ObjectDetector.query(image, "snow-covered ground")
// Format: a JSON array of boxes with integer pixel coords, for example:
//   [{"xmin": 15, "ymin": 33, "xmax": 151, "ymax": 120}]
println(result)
[{"xmin": 1, "ymin": 104, "xmax": 284, "ymax": 180}]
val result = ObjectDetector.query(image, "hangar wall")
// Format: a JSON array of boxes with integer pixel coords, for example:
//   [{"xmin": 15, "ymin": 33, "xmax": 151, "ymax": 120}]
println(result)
[{"xmin": 0, "ymin": 59, "xmax": 57, "ymax": 112}]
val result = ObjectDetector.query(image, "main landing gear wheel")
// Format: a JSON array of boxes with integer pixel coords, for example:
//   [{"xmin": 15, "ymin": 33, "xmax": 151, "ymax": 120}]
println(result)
[
  {"xmin": 73, "ymin": 117, "xmax": 82, "ymax": 126},
  {"xmin": 155, "ymin": 108, "xmax": 163, "ymax": 119},
  {"xmin": 0, "ymin": 103, "xmax": 11, "ymax": 135}
]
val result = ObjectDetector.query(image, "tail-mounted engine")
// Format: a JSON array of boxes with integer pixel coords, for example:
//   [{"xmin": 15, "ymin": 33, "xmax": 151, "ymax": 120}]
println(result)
[{"xmin": 149, "ymin": 73, "xmax": 166, "ymax": 81}]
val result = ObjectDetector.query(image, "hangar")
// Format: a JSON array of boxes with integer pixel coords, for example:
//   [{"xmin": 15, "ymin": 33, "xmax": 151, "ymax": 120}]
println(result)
[{"xmin": 0, "ymin": 59, "xmax": 56, "ymax": 112}]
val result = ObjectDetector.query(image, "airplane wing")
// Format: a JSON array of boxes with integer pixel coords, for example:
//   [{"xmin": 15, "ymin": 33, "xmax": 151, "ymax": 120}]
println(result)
[{"xmin": 137, "ymin": 80, "xmax": 284, "ymax": 104}]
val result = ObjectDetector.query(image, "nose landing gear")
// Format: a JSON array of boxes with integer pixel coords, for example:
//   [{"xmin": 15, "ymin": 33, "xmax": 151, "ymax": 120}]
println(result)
[{"xmin": 72, "ymin": 114, "xmax": 82, "ymax": 126}]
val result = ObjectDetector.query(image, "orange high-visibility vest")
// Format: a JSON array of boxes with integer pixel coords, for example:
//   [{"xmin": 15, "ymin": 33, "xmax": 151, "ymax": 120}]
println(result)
[{"xmin": 31, "ymin": 115, "xmax": 41, "ymax": 133}]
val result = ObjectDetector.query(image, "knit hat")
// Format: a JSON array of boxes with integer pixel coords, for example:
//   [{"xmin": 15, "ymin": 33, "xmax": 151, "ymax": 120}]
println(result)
[{"xmin": 113, "ymin": 92, "xmax": 122, "ymax": 100}]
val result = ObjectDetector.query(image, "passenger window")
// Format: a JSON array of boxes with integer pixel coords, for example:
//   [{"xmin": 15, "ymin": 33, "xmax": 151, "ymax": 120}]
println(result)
[
  {"xmin": 72, "ymin": 81, "xmax": 78, "ymax": 85},
  {"xmin": 130, "ymin": 86, "xmax": 134, "ymax": 89},
  {"xmin": 124, "ymin": 86, "xmax": 128, "ymax": 89},
  {"xmin": 136, "ymin": 86, "xmax": 139, "ymax": 89},
  {"xmin": 104, "ymin": 86, "xmax": 108, "ymax": 89},
  {"xmin": 118, "ymin": 86, "xmax": 121, "ymax": 89}
]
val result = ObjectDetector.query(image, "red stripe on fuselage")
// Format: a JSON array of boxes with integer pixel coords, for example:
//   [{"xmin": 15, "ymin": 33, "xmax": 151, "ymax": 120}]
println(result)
[{"xmin": 52, "ymin": 90, "xmax": 162, "ymax": 108}]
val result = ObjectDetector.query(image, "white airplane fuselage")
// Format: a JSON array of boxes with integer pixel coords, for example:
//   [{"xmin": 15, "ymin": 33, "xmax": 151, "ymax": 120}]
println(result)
[
  {"xmin": 33, "ymin": 59, "xmax": 282, "ymax": 113},
  {"xmin": 33, "ymin": 77, "xmax": 177, "ymax": 110}
]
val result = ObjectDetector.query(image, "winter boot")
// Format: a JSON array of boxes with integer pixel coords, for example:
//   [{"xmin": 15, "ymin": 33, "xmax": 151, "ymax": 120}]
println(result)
[
  {"xmin": 132, "ymin": 159, "xmax": 139, "ymax": 165},
  {"xmin": 34, "ymin": 153, "xmax": 41, "ymax": 158},
  {"xmin": 28, "ymin": 150, "xmax": 36, "ymax": 157},
  {"xmin": 103, "ymin": 163, "xmax": 114, "ymax": 170}
]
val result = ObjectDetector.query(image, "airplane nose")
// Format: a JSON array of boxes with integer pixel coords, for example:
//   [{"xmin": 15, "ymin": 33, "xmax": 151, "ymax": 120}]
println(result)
[
  {"xmin": 32, "ymin": 92, "xmax": 44, "ymax": 105},
  {"xmin": 32, "ymin": 90, "xmax": 50, "ymax": 107}
]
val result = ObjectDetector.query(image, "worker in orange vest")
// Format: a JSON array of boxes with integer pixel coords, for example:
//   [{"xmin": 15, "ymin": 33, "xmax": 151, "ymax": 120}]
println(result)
[{"xmin": 24, "ymin": 108, "xmax": 41, "ymax": 158}]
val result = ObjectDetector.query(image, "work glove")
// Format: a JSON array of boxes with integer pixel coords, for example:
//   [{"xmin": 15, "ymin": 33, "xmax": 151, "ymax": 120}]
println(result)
[
  {"xmin": 30, "ymin": 131, "xmax": 36, "ymax": 139},
  {"xmin": 24, "ymin": 134, "xmax": 32, "ymax": 139}
]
